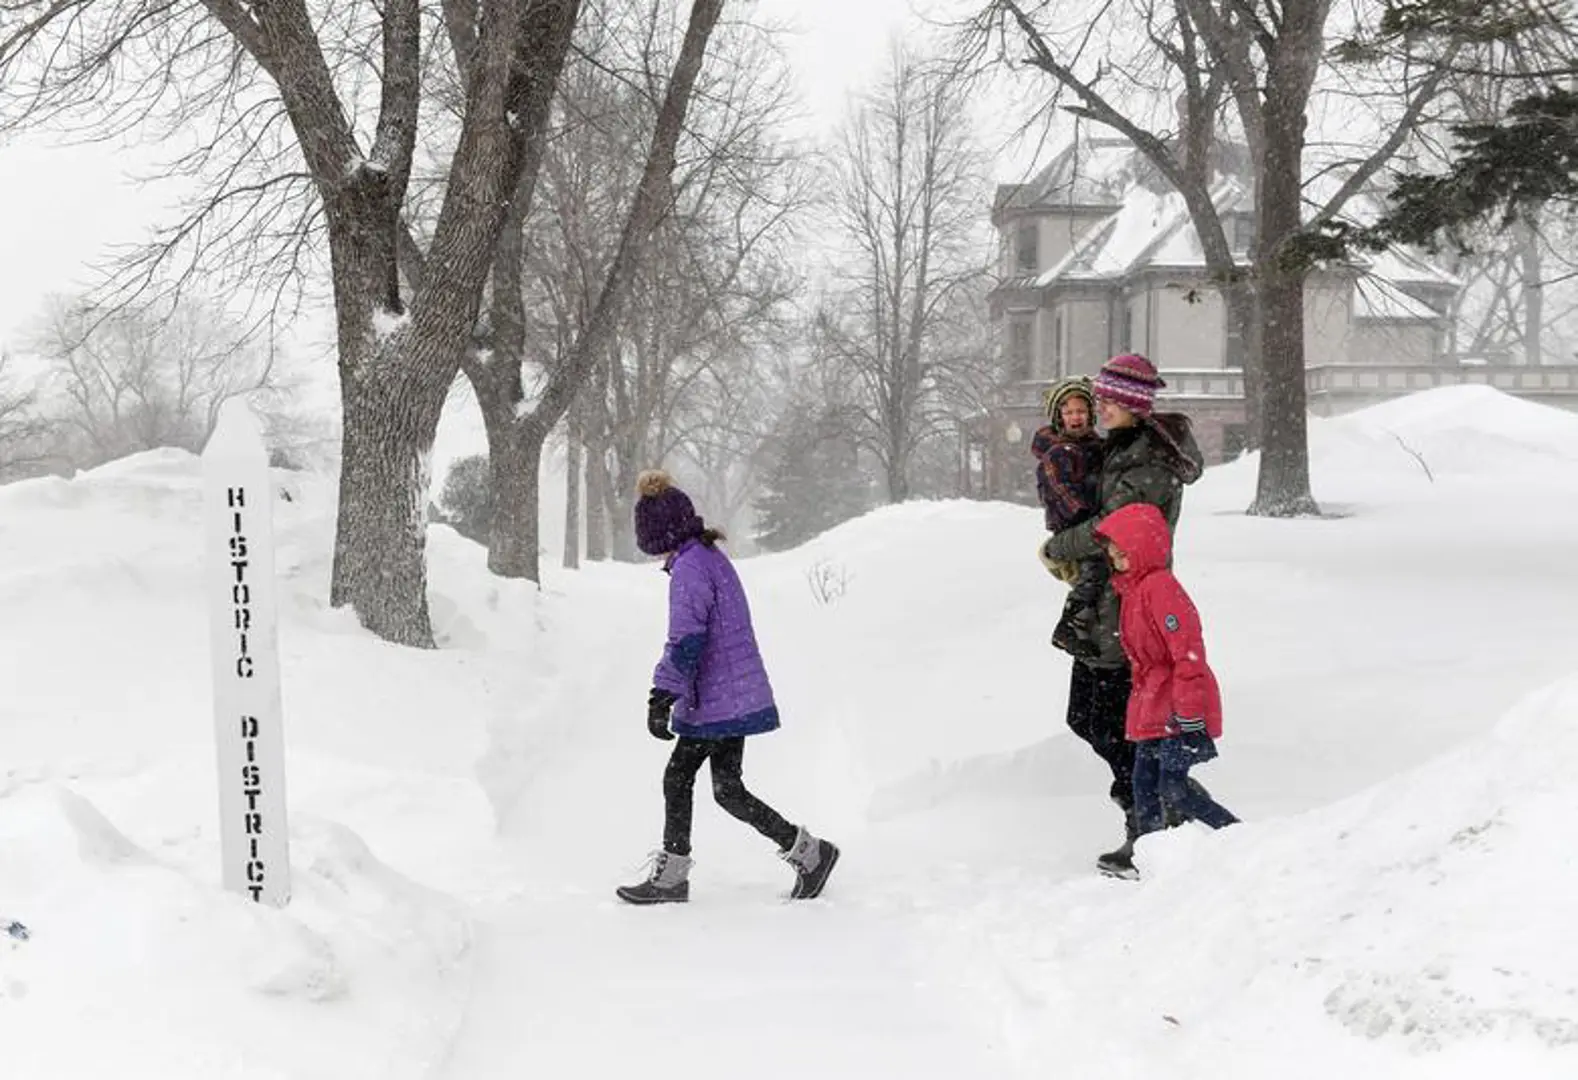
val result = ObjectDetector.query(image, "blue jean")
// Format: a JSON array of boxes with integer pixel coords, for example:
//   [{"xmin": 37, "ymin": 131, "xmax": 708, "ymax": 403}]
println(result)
[{"xmin": 1132, "ymin": 733, "xmax": 1238, "ymax": 835}]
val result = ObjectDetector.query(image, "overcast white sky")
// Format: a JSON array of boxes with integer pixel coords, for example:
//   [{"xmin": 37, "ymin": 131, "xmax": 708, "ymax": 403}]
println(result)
[{"xmin": 0, "ymin": 0, "xmax": 1028, "ymax": 351}]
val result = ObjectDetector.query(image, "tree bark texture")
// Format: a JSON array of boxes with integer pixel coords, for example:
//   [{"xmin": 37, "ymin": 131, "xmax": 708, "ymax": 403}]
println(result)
[
  {"xmin": 1248, "ymin": 22, "xmax": 1323, "ymax": 517},
  {"xmin": 483, "ymin": 416, "xmax": 547, "ymax": 579},
  {"xmin": 328, "ymin": 360, "xmax": 448, "ymax": 646}
]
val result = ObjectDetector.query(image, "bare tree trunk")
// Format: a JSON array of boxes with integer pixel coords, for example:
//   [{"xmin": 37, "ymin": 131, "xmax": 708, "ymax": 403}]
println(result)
[
  {"xmin": 885, "ymin": 448, "xmax": 910, "ymax": 503},
  {"xmin": 1518, "ymin": 213, "xmax": 1544, "ymax": 365},
  {"xmin": 1225, "ymin": 282, "xmax": 1263, "ymax": 446},
  {"xmin": 594, "ymin": 477, "xmax": 638, "ymax": 560},
  {"xmin": 472, "ymin": 0, "xmax": 727, "ymax": 581},
  {"xmin": 269, "ymin": 0, "xmax": 579, "ymax": 644},
  {"xmin": 5, "ymin": 0, "xmax": 585, "ymax": 640},
  {"xmin": 473, "ymin": 393, "xmax": 547, "ymax": 575},
  {"xmin": 1249, "ymin": 80, "xmax": 1319, "ymax": 516},
  {"xmin": 606, "ymin": 451, "xmax": 640, "ymax": 561},
  {"xmin": 584, "ymin": 422, "xmax": 612, "ymax": 561},
  {"xmin": 563, "ymin": 395, "xmax": 583, "ymax": 569},
  {"xmin": 330, "ymin": 361, "xmax": 445, "ymax": 645},
  {"xmin": 610, "ymin": 502, "xmax": 639, "ymax": 560}
]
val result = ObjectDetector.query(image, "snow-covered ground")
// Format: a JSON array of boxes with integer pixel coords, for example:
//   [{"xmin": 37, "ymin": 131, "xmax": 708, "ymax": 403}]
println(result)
[{"xmin": 3, "ymin": 385, "xmax": 1577, "ymax": 1078}]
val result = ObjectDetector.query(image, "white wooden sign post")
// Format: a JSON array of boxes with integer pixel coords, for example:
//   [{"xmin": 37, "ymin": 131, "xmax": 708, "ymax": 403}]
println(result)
[{"xmin": 202, "ymin": 398, "xmax": 291, "ymax": 907}]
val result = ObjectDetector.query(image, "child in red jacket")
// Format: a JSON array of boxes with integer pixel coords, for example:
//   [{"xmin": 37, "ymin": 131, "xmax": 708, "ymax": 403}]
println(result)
[{"xmin": 1094, "ymin": 502, "xmax": 1238, "ymax": 867}]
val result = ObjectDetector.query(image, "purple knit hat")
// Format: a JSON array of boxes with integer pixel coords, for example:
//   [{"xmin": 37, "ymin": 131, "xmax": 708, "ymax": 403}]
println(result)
[
  {"xmin": 634, "ymin": 469, "xmax": 705, "ymax": 556},
  {"xmin": 1092, "ymin": 353, "xmax": 1166, "ymax": 416}
]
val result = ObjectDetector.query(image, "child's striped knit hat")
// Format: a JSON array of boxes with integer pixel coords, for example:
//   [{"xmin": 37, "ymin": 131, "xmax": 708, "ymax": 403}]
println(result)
[{"xmin": 1092, "ymin": 353, "xmax": 1165, "ymax": 416}]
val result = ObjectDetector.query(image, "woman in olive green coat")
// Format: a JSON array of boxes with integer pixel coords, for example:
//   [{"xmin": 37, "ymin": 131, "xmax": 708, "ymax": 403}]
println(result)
[{"xmin": 1040, "ymin": 353, "xmax": 1204, "ymax": 877}]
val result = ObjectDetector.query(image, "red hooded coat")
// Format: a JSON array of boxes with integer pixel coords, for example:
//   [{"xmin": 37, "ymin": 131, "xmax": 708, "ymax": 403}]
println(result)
[{"xmin": 1094, "ymin": 502, "xmax": 1223, "ymax": 742}]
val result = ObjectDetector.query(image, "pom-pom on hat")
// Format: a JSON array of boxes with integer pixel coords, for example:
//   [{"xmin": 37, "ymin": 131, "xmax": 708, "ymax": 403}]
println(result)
[
  {"xmin": 634, "ymin": 469, "xmax": 705, "ymax": 556},
  {"xmin": 1092, "ymin": 353, "xmax": 1166, "ymax": 416}
]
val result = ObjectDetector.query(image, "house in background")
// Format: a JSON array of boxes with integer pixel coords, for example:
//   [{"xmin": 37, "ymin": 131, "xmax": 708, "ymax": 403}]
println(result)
[{"xmin": 966, "ymin": 133, "xmax": 1578, "ymax": 501}]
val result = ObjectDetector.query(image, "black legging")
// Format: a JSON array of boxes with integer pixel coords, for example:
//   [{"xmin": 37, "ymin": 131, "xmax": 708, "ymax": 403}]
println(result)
[
  {"xmin": 1066, "ymin": 660, "xmax": 1136, "ymax": 810},
  {"xmin": 662, "ymin": 736, "xmax": 798, "ymax": 856}
]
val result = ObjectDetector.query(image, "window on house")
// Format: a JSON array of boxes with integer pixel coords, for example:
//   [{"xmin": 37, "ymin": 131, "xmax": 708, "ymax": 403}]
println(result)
[
  {"xmin": 1052, "ymin": 312, "xmax": 1064, "ymax": 375},
  {"xmin": 1121, "ymin": 302, "xmax": 1135, "ymax": 352},
  {"xmin": 1007, "ymin": 318, "xmax": 1033, "ymax": 381},
  {"xmin": 1225, "ymin": 318, "xmax": 1245, "ymax": 369},
  {"xmin": 1233, "ymin": 214, "xmax": 1257, "ymax": 253},
  {"xmin": 1015, "ymin": 223, "xmax": 1039, "ymax": 275}
]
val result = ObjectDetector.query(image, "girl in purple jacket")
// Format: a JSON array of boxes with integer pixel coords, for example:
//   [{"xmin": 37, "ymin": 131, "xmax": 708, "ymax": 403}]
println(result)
[{"xmin": 616, "ymin": 470, "xmax": 840, "ymax": 905}]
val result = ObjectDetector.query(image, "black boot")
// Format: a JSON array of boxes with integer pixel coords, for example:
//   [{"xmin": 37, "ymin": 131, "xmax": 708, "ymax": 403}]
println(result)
[
  {"xmin": 1096, "ymin": 808, "xmax": 1140, "ymax": 880},
  {"xmin": 782, "ymin": 826, "xmax": 840, "ymax": 900},
  {"xmin": 615, "ymin": 851, "xmax": 692, "ymax": 905}
]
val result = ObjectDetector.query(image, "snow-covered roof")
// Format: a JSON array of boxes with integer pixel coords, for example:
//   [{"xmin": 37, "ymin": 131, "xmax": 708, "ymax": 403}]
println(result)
[
  {"xmin": 1092, "ymin": 190, "xmax": 1190, "ymax": 274},
  {"xmin": 1355, "ymin": 244, "xmax": 1461, "ymax": 290},
  {"xmin": 1352, "ymin": 277, "xmax": 1445, "ymax": 322},
  {"xmin": 1018, "ymin": 145, "xmax": 1456, "ymax": 323},
  {"xmin": 1036, "ymin": 180, "xmax": 1247, "ymax": 281},
  {"xmin": 999, "ymin": 137, "xmax": 1141, "ymax": 212},
  {"xmin": 1034, "ymin": 188, "xmax": 1192, "ymax": 285},
  {"xmin": 1134, "ymin": 181, "xmax": 1251, "ymax": 269}
]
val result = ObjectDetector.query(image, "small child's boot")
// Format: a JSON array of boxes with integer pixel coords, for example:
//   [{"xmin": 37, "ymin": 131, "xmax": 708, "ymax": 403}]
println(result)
[
  {"xmin": 615, "ymin": 850, "xmax": 692, "ymax": 905},
  {"xmin": 781, "ymin": 826, "xmax": 840, "ymax": 900}
]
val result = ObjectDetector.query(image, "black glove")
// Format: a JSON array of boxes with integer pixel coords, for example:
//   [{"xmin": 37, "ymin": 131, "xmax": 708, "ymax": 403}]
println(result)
[
  {"xmin": 647, "ymin": 688, "xmax": 678, "ymax": 741},
  {"xmin": 1159, "ymin": 726, "xmax": 1218, "ymax": 769}
]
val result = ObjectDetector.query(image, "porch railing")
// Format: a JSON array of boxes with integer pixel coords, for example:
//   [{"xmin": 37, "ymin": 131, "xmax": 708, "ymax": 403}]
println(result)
[{"xmin": 1001, "ymin": 362, "xmax": 1578, "ymax": 408}]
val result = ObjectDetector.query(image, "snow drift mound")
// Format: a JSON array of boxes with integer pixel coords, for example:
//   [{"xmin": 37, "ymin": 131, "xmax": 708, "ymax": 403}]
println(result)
[
  {"xmin": 0, "ymin": 781, "xmax": 469, "ymax": 1079},
  {"xmin": 1198, "ymin": 385, "xmax": 1578, "ymax": 507},
  {"xmin": 1347, "ymin": 382, "xmax": 1578, "ymax": 454},
  {"xmin": 0, "ymin": 447, "xmax": 561, "ymax": 1077},
  {"xmin": 734, "ymin": 499, "xmax": 1056, "ymax": 794},
  {"xmin": 1334, "ymin": 384, "xmax": 1578, "ymax": 473},
  {"xmin": 931, "ymin": 672, "xmax": 1578, "ymax": 1079}
]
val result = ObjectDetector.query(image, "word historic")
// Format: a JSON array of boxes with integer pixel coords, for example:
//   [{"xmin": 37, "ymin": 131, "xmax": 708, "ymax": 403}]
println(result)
[{"xmin": 203, "ymin": 400, "xmax": 291, "ymax": 908}]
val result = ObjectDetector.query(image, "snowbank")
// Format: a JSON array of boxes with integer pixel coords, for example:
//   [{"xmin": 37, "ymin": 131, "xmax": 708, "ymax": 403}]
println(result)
[
  {"xmin": 0, "ymin": 450, "xmax": 527, "ymax": 1077},
  {"xmin": 0, "ymin": 783, "xmax": 468, "ymax": 1078},
  {"xmin": 922, "ymin": 672, "xmax": 1578, "ymax": 1080},
  {"xmin": 1200, "ymin": 383, "xmax": 1578, "ymax": 510}
]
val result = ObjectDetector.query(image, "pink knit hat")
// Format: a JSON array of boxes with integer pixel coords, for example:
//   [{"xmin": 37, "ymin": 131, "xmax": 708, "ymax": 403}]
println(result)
[{"xmin": 1092, "ymin": 353, "xmax": 1166, "ymax": 416}]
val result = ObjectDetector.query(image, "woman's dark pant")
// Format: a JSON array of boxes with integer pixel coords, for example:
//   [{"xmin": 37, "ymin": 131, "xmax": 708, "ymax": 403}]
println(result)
[
  {"xmin": 662, "ymin": 736, "xmax": 798, "ymax": 856},
  {"xmin": 1132, "ymin": 735, "xmax": 1238, "ymax": 835},
  {"xmin": 1066, "ymin": 661, "xmax": 1137, "ymax": 810}
]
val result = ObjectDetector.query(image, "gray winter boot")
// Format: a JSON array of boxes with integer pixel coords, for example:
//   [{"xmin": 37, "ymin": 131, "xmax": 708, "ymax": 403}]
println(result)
[
  {"xmin": 781, "ymin": 826, "xmax": 840, "ymax": 900},
  {"xmin": 615, "ymin": 850, "xmax": 693, "ymax": 905}
]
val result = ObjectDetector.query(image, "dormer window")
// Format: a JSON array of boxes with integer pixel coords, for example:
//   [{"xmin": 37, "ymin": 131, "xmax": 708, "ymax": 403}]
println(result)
[{"xmin": 1015, "ymin": 222, "xmax": 1039, "ymax": 275}]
